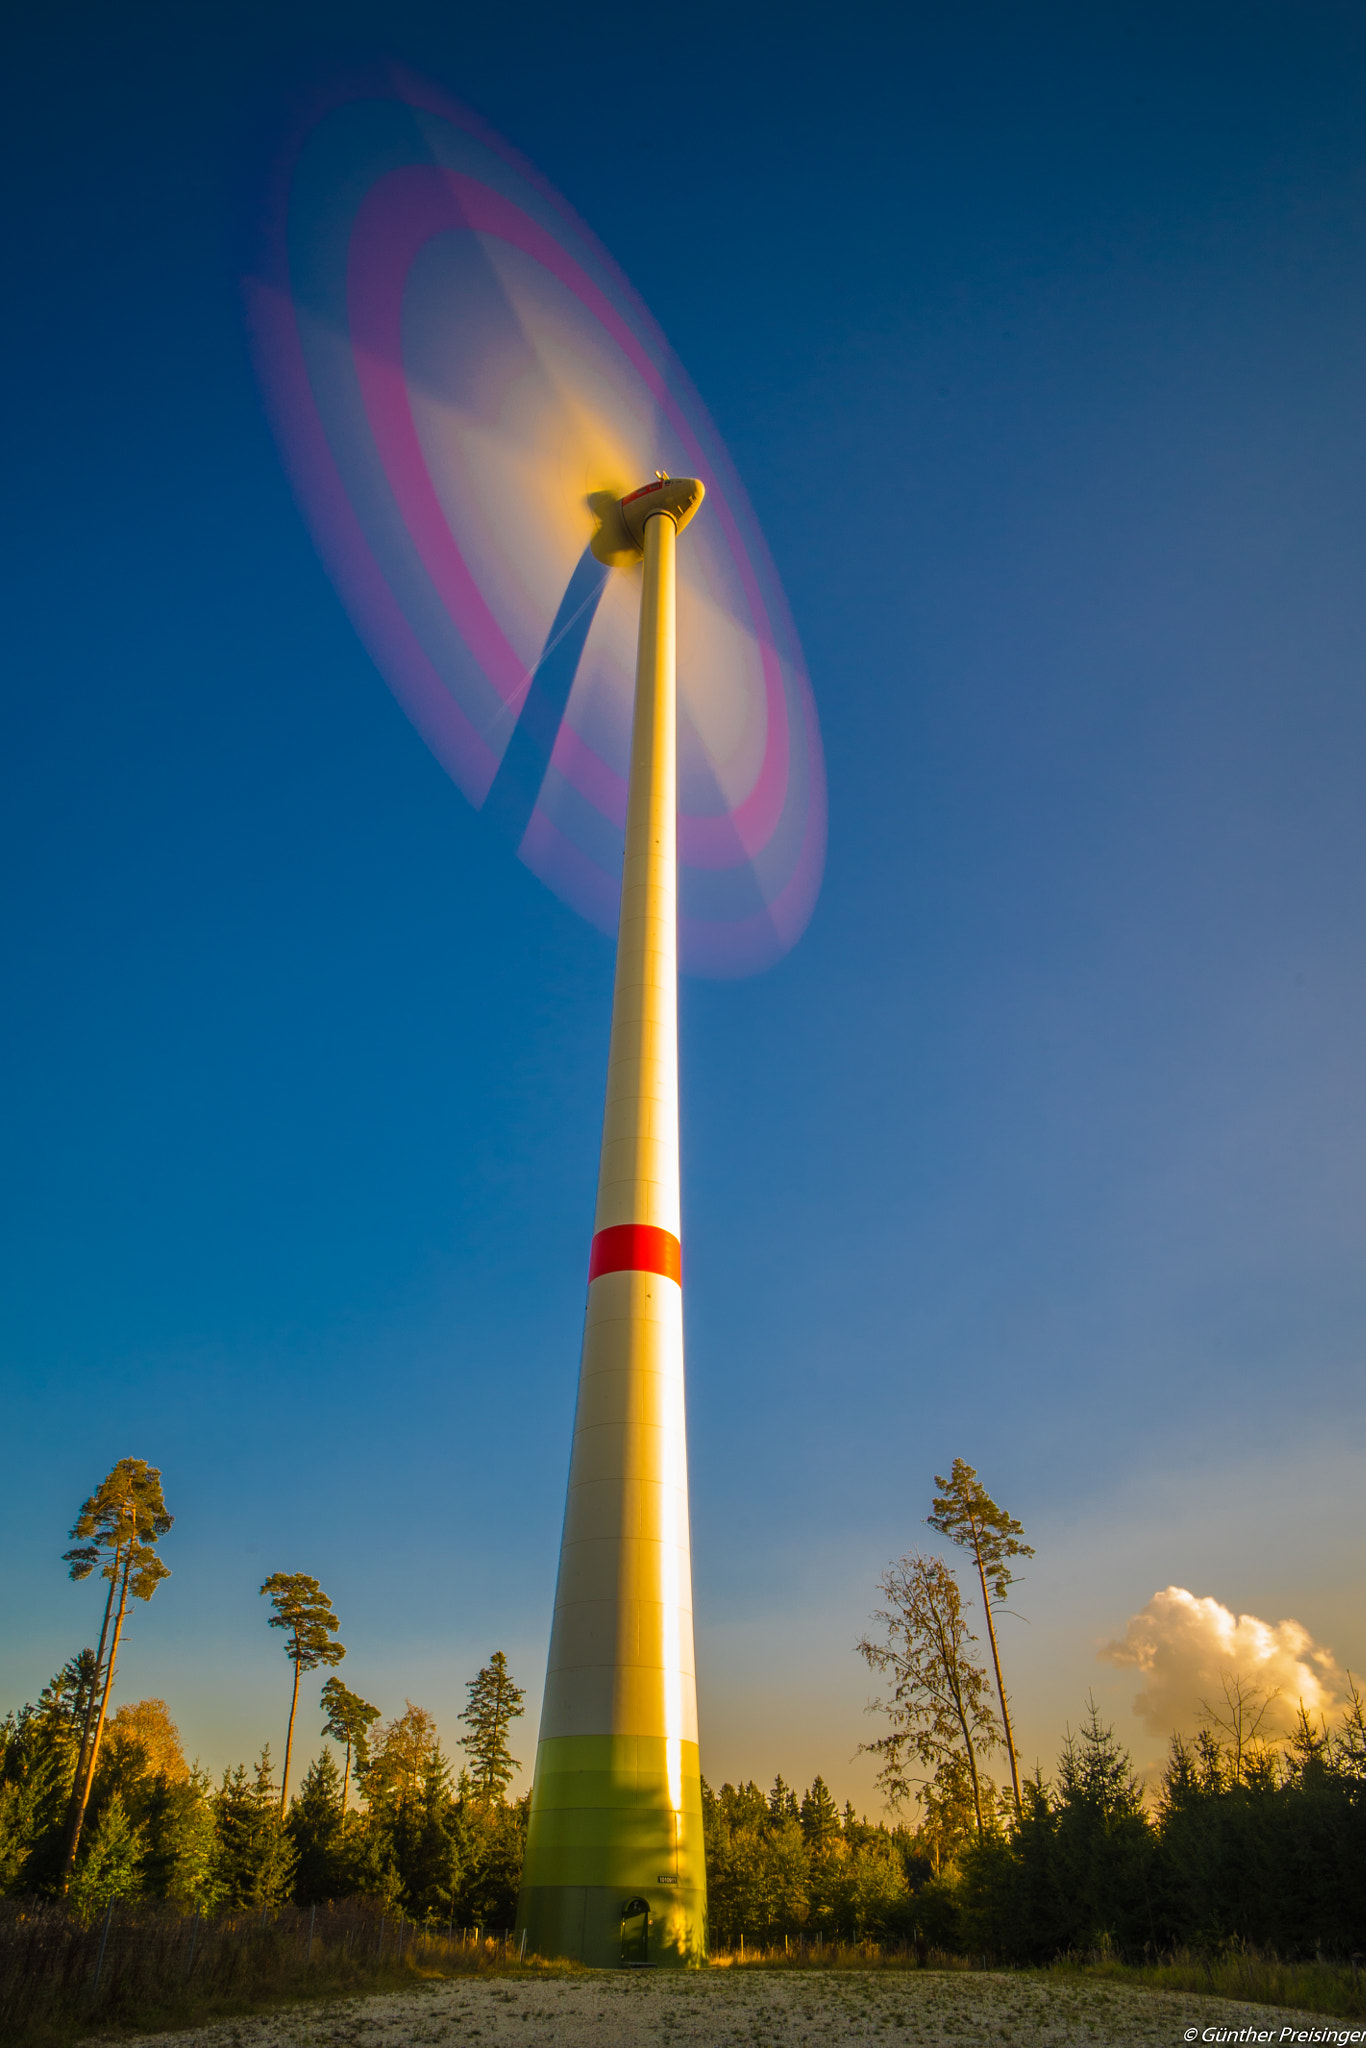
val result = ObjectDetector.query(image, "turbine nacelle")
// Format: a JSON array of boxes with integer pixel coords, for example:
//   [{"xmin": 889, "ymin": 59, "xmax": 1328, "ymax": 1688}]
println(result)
[{"xmin": 590, "ymin": 475, "xmax": 705, "ymax": 566}]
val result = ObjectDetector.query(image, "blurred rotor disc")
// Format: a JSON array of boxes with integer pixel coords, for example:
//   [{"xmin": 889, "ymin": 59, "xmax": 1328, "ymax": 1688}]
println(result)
[{"xmin": 246, "ymin": 66, "xmax": 825, "ymax": 976}]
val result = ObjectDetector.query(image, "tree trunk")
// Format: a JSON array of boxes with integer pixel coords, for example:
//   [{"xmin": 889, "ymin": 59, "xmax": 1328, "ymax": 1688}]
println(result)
[
  {"xmin": 281, "ymin": 1656, "xmax": 301, "ymax": 1813},
  {"xmin": 489, "ymin": 1671, "xmax": 505, "ymax": 1800},
  {"xmin": 969, "ymin": 1511, "xmax": 1023, "ymax": 1818},
  {"xmin": 66, "ymin": 1546, "xmax": 133, "ymax": 1874},
  {"xmin": 61, "ymin": 1555, "xmax": 122, "ymax": 1884},
  {"xmin": 951, "ymin": 1682, "xmax": 986, "ymax": 1837},
  {"xmin": 933, "ymin": 1609, "xmax": 985, "ymax": 1839},
  {"xmin": 342, "ymin": 1736, "xmax": 352, "ymax": 1814}
]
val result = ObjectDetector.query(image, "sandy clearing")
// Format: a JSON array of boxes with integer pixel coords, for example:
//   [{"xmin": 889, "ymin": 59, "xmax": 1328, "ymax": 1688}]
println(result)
[{"xmin": 98, "ymin": 1968, "xmax": 1347, "ymax": 2047}]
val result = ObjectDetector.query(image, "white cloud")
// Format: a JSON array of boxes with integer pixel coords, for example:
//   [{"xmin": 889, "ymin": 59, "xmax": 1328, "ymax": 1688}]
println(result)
[{"xmin": 1099, "ymin": 1586, "xmax": 1346, "ymax": 1737}]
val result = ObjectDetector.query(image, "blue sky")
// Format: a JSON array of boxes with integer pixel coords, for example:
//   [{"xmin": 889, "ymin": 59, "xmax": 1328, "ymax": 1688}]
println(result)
[{"xmin": 4, "ymin": 0, "xmax": 1366, "ymax": 1804}]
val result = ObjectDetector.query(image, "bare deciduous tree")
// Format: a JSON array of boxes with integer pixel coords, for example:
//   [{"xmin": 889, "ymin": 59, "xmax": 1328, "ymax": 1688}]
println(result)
[
  {"xmin": 857, "ymin": 1549, "xmax": 999, "ymax": 1839},
  {"xmin": 1200, "ymin": 1672, "xmax": 1281, "ymax": 1785}
]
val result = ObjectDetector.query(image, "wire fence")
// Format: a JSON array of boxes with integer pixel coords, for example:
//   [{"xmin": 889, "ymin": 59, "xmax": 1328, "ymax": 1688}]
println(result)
[{"xmin": 0, "ymin": 1895, "xmax": 527, "ymax": 2041}]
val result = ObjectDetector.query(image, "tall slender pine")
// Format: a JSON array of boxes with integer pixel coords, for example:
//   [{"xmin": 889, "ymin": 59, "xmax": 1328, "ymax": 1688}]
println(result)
[
  {"xmin": 61, "ymin": 1458, "xmax": 173, "ymax": 1883},
  {"xmin": 928, "ymin": 1458, "xmax": 1033, "ymax": 1816},
  {"xmin": 259, "ymin": 1574, "xmax": 345, "ymax": 1812}
]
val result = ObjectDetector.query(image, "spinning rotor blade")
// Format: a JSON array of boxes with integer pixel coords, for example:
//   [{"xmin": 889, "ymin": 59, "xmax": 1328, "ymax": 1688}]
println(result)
[{"xmin": 246, "ymin": 65, "xmax": 825, "ymax": 976}]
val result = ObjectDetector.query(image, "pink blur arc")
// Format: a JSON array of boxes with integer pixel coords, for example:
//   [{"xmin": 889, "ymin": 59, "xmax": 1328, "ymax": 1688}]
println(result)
[
  {"xmin": 243, "ymin": 65, "xmax": 826, "ymax": 974},
  {"xmin": 344, "ymin": 165, "xmax": 791, "ymax": 869}
]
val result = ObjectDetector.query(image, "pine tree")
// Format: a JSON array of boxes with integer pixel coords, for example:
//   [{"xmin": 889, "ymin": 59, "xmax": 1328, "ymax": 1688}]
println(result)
[
  {"xmin": 320, "ymin": 1676, "xmax": 380, "ymax": 1812},
  {"xmin": 457, "ymin": 1653, "xmax": 524, "ymax": 1802},
  {"xmin": 61, "ymin": 1460, "xmax": 174, "ymax": 1882},
  {"xmin": 928, "ymin": 1459, "xmax": 1033, "ymax": 1816},
  {"xmin": 259, "ymin": 1573, "xmax": 345, "ymax": 1812}
]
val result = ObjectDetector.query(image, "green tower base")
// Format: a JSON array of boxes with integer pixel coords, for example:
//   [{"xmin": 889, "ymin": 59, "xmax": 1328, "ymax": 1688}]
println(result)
[{"xmin": 516, "ymin": 1734, "xmax": 707, "ymax": 1967}]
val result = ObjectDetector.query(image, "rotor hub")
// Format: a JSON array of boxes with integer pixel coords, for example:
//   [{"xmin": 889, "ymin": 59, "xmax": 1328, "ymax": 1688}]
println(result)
[{"xmin": 591, "ymin": 475, "xmax": 705, "ymax": 564}]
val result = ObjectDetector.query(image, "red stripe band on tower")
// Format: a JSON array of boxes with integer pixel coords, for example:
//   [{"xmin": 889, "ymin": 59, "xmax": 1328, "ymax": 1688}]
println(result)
[{"xmin": 588, "ymin": 1223, "xmax": 682, "ymax": 1284}]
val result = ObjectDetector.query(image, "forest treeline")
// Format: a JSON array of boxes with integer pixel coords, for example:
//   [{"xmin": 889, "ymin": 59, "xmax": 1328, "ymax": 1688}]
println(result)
[
  {"xmin": 0, "ymin": 1458, "xmax": 529, "ymax": 1930},
  {"xmin": 0, "ymin": 1679, "xmax": 526, "ymax": 1929},
  {"xmin": 705, "ymin": 1697, "xmax": 1366, "ymax": 1957},
  {"xmin": 2, "ymin": 1455, "xmax": 1364, "ymax": 1959}
]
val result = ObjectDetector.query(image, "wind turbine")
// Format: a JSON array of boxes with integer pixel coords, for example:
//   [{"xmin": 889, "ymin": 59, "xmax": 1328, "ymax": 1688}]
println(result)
[{"xmin": 245, "ymin": 66, "xmax": 826, "ymax": 1966}]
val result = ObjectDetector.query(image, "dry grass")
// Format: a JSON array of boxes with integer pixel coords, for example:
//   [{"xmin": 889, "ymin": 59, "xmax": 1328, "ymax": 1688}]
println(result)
[
  {"xmin": 712, "ymin": 1941, "xmax": 1366, "ymax": 2019},
  {"xmin": 7, "ymin": 1902, "xmax": 1362, "ymax": 2048},
  {"xmin": 1057, "ymin": 1948, "xmax": 1366, "ymax": 2023},
  {"xmin": 0, "ymin": 1900, "xmax": 554, "ymax": 2048}
]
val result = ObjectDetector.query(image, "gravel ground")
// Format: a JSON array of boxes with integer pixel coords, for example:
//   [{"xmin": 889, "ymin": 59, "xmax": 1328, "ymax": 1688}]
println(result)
[{"xmin": 102, "ymin": 1969, "xmax": 1349, "ymax": 2047}]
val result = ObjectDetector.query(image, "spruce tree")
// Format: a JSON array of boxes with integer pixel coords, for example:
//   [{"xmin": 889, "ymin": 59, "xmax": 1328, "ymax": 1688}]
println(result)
[
  {"xmin": 403, "ymin": 1747, "xmax": 461, "ymax": 1919},
  {"xmin": 67, "ymin": 1793, "xmax": 145, "ymax": 1919},
  {"xmin": 767, "ymin": 1773, "xmax": 798, "ymax": 1825},
  {"xmin": 141, "ymin": 1765, "xmax": 221, "ymax": 1907},
  {"xmin": 1332, "ymin": 1678, "xmax": 1366, "ymax": 1780},
  {"xmin": 457, "ymin": 1653, "xmax": 524, "ymax": 1801},
  {"xmin": 1051, "ymin": 1697, "xmax": 1154, "ymax": 1952},
  {"xmin": 0, "ymin": 1662, "xmax": 94, "ymax": 1892},
  {"xmin": 358, "ymin": 1704, "xmax": 458, "ymax": 1914},
  {"xmin": 259, "ymin": 1573, "xmax": 345, "ymax": 1811},
  {"xmin": 452, "ymin": 1788, "xmax": 526, "ymax": 1926},
  {"xmin": 212, "ymin": 1749, "xmax": 298, "ymax": 1909},
  {"xmin": 800, "ymin": 1775, "xmax": 839, "ymax": 1848},
  {"xmin": 288, "ymin": 1749, "xmax": 345, "ymax": 1903},
  {"xmin": 928, "ymin": 1459, "xmax": 1033, "ymax": 1816}
]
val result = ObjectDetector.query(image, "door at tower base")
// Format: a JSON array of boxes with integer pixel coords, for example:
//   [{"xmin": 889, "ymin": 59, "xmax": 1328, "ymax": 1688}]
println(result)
[{"xmin": 516, "ymin": 1733, "xmax": 705, "ymax": 1966}]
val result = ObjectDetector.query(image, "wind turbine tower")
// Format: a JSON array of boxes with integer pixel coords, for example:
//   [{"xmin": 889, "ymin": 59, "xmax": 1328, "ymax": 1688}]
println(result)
[{"xmin": 516, "ymin": 476, "xmax": 707, "ymax": 1968}]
